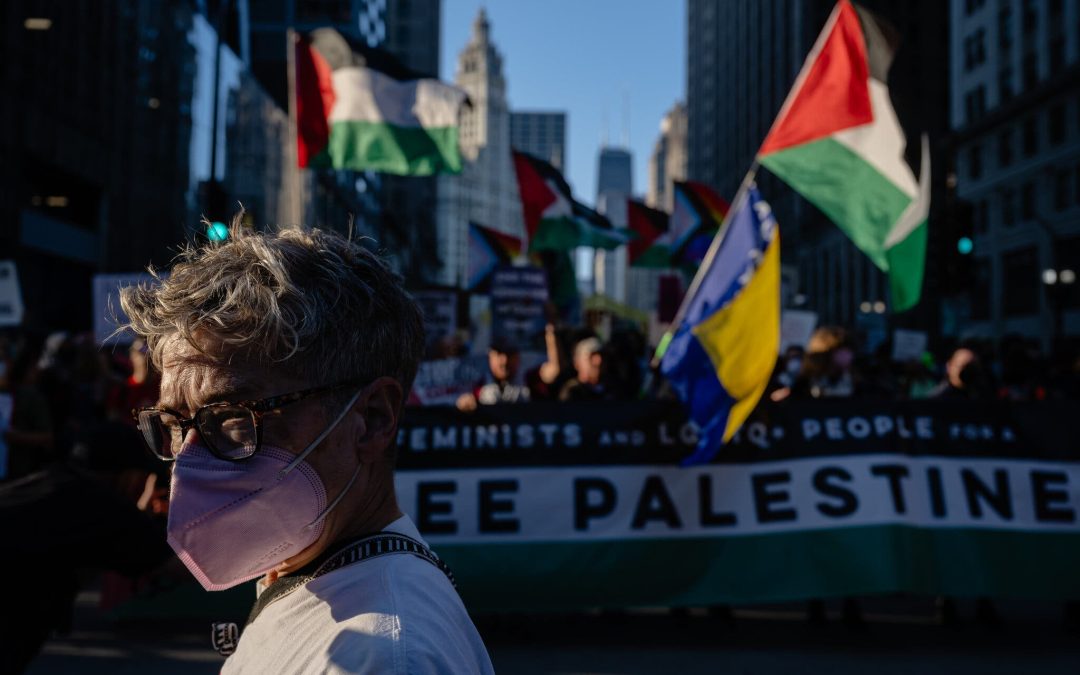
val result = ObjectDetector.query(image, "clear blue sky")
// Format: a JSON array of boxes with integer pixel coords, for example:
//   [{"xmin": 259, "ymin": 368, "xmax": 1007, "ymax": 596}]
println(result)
[{"xmin": 441, "ymin": 0, "xmax": 685, "ymax": 203}]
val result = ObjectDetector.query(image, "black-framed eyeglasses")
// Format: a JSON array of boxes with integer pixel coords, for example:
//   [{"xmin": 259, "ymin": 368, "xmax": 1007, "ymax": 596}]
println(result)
[{"xmin": 133, "ymin": 381, "xmax": 363, "ymax": 463}]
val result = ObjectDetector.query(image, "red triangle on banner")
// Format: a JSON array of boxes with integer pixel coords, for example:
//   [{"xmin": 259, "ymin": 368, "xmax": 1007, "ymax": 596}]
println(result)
[{"xmin": 759, "ymin": 0, "xmax": 873, "ymax": 157}]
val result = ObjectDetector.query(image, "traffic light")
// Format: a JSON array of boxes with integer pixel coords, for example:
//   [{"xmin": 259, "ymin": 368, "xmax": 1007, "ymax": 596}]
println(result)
[
  {"xmin": 198, "ymin": 179, "xmax": 230, "ymax": 243},
  {"xmin": 943, "ymin": 199, "xmax": 975, "ymax": 290}
]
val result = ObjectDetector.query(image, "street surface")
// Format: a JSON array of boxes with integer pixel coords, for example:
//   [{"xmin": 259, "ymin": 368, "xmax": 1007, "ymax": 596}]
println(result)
[{"xmin": 26, "ymin": 591, "xmax": 1080, "ymax": 674}]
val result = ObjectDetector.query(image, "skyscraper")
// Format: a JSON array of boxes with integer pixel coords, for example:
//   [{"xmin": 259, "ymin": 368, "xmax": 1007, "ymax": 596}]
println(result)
[
  {"xmin": 647, "ymin": 101, "xmax": 688, "ymax": 212},
  {"xmin": 435, "ymin": 9, "xmax": 523, "ymax": 287},
  {"xmin": 950, "ymin": 0, "xmax": 1080, "ymax": 349},
  {"xmin": 510, "ymin": 111, "xmax": 568, "ymax": 169},
  {"xmin": 595, "ymin": 146, "xmax": 633, "ymax": 302},
  {"xmin": 687, "ymin": 0, "xmax": 951, "ymax": 332},
  {"xmin": 247, "ymin": 0, "xmax": 443, "ymax": 281}
]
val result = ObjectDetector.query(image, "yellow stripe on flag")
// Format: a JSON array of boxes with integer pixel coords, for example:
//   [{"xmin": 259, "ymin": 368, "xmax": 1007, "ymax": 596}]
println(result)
[{"xmin": 690, "ymin": 235, "xmax": 781, "ymax": 442}]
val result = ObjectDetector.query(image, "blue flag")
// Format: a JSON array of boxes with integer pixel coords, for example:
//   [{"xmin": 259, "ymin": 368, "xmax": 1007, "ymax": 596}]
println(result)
[{"xmin": 660, "ymin": 186, "xmax": 780, "ymax": 465}]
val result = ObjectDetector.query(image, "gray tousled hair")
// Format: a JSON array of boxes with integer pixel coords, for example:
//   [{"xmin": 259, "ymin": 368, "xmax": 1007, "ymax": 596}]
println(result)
[{"xmin": 120, "ymin": 224, "xmax": 425, "ymax": 393}]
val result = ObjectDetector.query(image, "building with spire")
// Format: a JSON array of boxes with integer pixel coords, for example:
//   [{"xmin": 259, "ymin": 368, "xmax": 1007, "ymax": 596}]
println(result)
[
  {"xmin": 594, "ymin": 146, "xmax": 633, "ymax": 303},
  {"xmin": 435, "ymin": 9, "xmax": 523, "ymax": 287}
]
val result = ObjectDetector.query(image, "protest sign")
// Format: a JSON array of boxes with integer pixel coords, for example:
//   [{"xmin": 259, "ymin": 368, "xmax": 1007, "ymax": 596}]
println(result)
[
  {"xmin": 394, "ymin": 399, "xmax": 1080, "ymax": 611},
  {"xmin": 93, "ymin": 273, "xmax": 160, "ymax": 345},
  {"xmin": 0, "ymin": 393, "xmax": 12, "ymax": 480},
  {"xmin": 779, "ymin": 310, "xmax": 817, "ymax": 352},
  {"xmin": 893, "ymin": 329, "xmax": 929, "ymax": 362},
  {"xmin": 0, "ymin": 261, "xmax": 24, "ymax": 327},
  {"xmin": 490, "ymin": 266, "xmax": 548, "ymax": 351},
  {"xmin": 413, "ymin": 290, "xmax": 458, "ymax": 350}
]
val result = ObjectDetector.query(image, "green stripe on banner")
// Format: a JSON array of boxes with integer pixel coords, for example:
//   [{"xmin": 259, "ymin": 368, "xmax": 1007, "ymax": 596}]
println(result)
[
  {"xmin": 759, "ymin": 137, "xmax": 912, "ymax": 271},
  {"xmin": 437, "ymin": 527, "xmax": 1080, "ymax": 612},
  {"xmin": 311, "ymin": 120, "xmax": 462, "ymax": 176}
]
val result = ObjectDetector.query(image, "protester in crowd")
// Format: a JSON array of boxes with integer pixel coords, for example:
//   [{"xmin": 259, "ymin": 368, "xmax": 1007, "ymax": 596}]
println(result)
[
  {"xmin": 776, "ymin": 345, "xmax": 805, "ymax": 389},
  {"xmin": 930, "ymin": 347, "xmax": 991, "ymax": 400},
  {"xmin": 456, "ymin": 325, "xmax": 563, "ymax": 410},
  {"xmin": 1, "ymin": 337, "xmax": 55, "ymax": 480},
  {"xmin": 559, "ymin": 336, "xmax": 609, "ymax": 401},
  {"xmin": 120, "ymin": 225, "xmax": 493, "ymax": 673},
  {"xmin": 105, "ymin": 337, "xmax": 160, "ymax": 424},
  {"xmin": 601, "ymin": 326, "xmax": 648, "ymax": 400},
  {"xmin": 0, "ymin": 420, "xmax": 171, "ymax": 673}
]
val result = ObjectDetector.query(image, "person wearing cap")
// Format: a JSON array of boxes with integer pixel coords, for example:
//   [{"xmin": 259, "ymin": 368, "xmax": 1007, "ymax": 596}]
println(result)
[
  {"xmin": 120, "ymin": 225, "xmax": 493, "ymax": 674},
  {"xmin": 457, "ymin": 324, "xmax": 562, "ymax": 411},
  {"xmin": 558, "ymin": 336, "xmax": 608, "ymax": 402}
]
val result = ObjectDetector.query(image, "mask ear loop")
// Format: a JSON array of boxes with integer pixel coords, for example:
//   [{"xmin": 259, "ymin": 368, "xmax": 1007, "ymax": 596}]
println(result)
[
  {"xmin": 279, "ymin": 387, "xmax": 365, "ymax": 478},
  {"xmin": 306, "ymin": 458, "xmax": 363, "ymax": 528}
]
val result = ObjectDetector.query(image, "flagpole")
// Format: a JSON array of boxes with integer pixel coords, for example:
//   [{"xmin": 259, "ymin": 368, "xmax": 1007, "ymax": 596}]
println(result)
[
  {"xmin": 286, "ymin": 28, "xmax": 304, "ymax": 226},
  {"xmin": 650, "ymin": 160, "xmax": 759, "ymax": 368}
]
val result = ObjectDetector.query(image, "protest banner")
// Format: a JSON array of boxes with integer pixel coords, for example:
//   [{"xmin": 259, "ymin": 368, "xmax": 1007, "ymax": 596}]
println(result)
[
  {"xmin": 394, "ymin": 399, "xmax": 1080, "ymax": 611},
  {"xmin": 490, "ymin": 265, "xmax": 548, "ymax": 351}
]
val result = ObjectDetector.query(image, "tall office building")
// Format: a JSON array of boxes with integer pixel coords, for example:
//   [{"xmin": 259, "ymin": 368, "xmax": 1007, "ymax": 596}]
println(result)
[
  {"xmin": 248, "ymin": 0, "xmax": 442, "ymax": 281},
  {"xmin": 435, "ymin": 9, "xmax": 523, "ymax": 287},
  {"xmin": 687, "ymin": 0, "xmax": 951, "ymax": 333},
  {"xmin": 510, "ymin": 111, "xmax": 567, "ymax": 170},
  {"xmin": 1, "ymin": 1, "xmax": 198, "ymax": 330},
  {"xmin": 647, "ymin": 101, "xmax": 688, "ymax": 212},
  {"xmin": 594, "ymin": 146, "xmax": 633, "ymax": 303},
  {"xmin": 950, "ymin": 0, "xmax": 1080, "ymax": 349}
]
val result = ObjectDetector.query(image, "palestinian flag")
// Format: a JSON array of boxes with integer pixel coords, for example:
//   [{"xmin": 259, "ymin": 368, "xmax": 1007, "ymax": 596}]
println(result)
[
  {"xmin": 294, "ymin": 28, "xmax": 468, "ymax": 176},
  {"xmin": 670, "ymin": 181, "xmax": 730, "ymax": 264},
  {"xmin": 467, "ymin": 222, "xmax": 521, "ymax": 291},
  {"xmin": 627, "ymin": 199, "xmax": 671, "ymax": 268},
  {"xmin": 757, "ymin": 0, "xmax": 929, "ymax": 311},
  {"xmin": 512, "ymin": 150, "xmax": 629, "ymax": 252}
]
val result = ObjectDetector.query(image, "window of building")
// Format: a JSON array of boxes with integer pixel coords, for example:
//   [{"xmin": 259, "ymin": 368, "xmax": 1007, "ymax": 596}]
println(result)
[
  {"xmin": 999, "ymin": 128, "xmax": 1013, "ymax": 166},
  {"xmin": 1022, "ymin": 0, "xmax": 1038, "ymax": 34},
  {"xmin": 969, "ymin": 144, "xmax": 983, "ymax": 179},
  {"xmin": 1050, "ymin": 37, "xmax": 1066, "ymax": 74},
  {"xmin": 1050, "ymin": 103, "xmax": 1066, "ymax": 144},
  {"xmin": 1055, "ymin": 167, "xmax": 1071, "ymax": 210},
  {"xmin": 999, "ymin": 67, "xmax": 1014, "ymax": 102},
  {"xmin": 1023, "ymin": 116, "xmax": 1038, "ymax": 155},
  {"xmin": 1075, "ymin": 162, "xmax": 1080, "ymax": 205},
  {"xmin": 971, "ymin": 256, "xmax": 991, "ymax": 320},
  {"xmin": 964, "ymin": 87, "xmax": 987, "ymax": 124},
  {"xmin": 1022, "ymin": 52, "xmax": 1038, "ymax": 89},
  {"xmin": 1003, "ymin": 247, "xmax": 1039, "ymax": 316},
  {"xmin": 1002, "ymin": 187, "xmax": 1016, "ymax": 226},
  {"xmin": 1059, "ymin": 237, "xmax": 1080, "ymax": 308},
  {"xmin": 965, "ymin": 0, "xmax": 986, "ymax": 15},
  {"xmin": 998, "ymin": 6, "xmax": 1013, "ymax": 50},
  {"xmin": 964, "ymin": 30, "xmax": 988, "ymax": 70},
  {"xmin": 1021, "ymin": 181, "xmax": 1036, "ymax": 220},
  {"xmin": 974, "ymin": 199, "xmax": 990, "ymax": 234},
  {"xmin": 1050, "ymin": 0, "xmax": 1064, "ymax": 21}
]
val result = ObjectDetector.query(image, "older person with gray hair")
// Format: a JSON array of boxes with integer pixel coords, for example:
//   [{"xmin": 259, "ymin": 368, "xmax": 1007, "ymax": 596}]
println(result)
[{"xmin": 122, "ymin": 225, "xmax": 493, "ymax": 673}]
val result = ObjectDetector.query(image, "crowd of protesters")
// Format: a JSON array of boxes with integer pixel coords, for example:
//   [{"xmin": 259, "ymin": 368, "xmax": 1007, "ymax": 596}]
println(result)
[{"xmin": 433, "ymin": 319, "xmax": 1080, "ymax": 416}]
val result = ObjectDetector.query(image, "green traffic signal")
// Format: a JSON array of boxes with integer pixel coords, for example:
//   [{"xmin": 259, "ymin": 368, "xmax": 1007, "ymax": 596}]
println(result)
[
  {"xmin": 207, "ymin": 221, "xmax": 229, "ymax": 242},
  {"xmin": 957, "ymin": 236, "xmax": 973, "ymax": 255}
]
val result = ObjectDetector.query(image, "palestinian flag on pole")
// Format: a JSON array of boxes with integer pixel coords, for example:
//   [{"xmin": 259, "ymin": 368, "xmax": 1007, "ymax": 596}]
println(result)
[
  {"xmin": 512, "ymin": 150, "xmax": 630, "ymax": 252},
  {"xmin": 670, "ymin": 181, "xmax": 730, "ymax": 265},
  {"xmin": 627, "ymin": 199, "xmax": 672, "ymax": 268},
  {"xmin": 757, "ymin": 0, "xmax": 929, "ymax": 312},
  {"xmin": 467, "ymin": 222, "xmax": 521, "ymax": 291},
  {"xmin": 294, "ymin": 28, "xmax": 468, "ymax": 176}
]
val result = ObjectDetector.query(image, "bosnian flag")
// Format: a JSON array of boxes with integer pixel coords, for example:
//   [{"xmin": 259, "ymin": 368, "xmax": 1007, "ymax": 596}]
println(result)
[
  {"xmin": 757, "ymin": 0, "xmax": 929, "ymax": 311},
  {"xmin": 295, "ymin": 29, "xmax": 468, "ymax": 176}
]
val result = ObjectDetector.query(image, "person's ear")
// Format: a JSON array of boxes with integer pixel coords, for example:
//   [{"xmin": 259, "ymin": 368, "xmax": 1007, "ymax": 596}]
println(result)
[{"xmin": 355, "ymin": 376, "xmax": 403, "ymax": 462}]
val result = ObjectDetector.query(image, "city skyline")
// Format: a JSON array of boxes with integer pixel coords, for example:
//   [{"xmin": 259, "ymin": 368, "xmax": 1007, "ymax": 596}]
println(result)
[{"xmin": 440, "ymin": 0, "xmax": 685, "ymax": 204}]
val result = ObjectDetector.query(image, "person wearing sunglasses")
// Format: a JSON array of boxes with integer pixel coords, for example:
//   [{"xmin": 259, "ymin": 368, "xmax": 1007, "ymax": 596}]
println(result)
[{"xmin": 121, "ymin": 224, "xmax": 493, "ymax": 674}]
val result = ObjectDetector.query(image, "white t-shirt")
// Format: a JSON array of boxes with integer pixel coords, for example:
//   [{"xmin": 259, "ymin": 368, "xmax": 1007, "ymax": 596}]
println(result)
[{"xmin": 222, "ymin": 515, "xmax": 495, "ymax": 674}]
